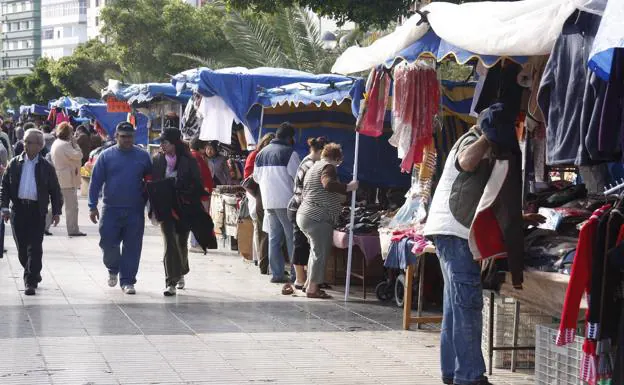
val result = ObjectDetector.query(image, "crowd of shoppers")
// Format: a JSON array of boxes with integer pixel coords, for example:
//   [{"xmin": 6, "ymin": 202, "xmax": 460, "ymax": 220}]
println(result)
[{"xmin": 249, "ymin": 122, "xmax": 356, "ymax": 299}]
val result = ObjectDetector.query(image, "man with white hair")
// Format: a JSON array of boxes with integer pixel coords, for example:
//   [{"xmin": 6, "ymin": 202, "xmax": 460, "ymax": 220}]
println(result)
[{"xmin": 0, "ymin": 129, "xmax": 62, "ymax": 296}]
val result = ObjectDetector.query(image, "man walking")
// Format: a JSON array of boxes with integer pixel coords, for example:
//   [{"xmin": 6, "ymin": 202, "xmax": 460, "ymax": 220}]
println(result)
[
  {"xmin": 88, "ymin": 122, "xmax": 152, "ymax": 295},
  {"xmin": 0, "ymin": 129, "xmax": 62, "ymax": 295},
  {"xmin": 253, "ymin": 122, "xmax": 300, "ymax": 283}
]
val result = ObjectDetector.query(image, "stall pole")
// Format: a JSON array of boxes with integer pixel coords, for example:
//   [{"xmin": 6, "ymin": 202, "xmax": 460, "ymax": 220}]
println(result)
[
  {"xmin": 344, "ymin": 132, "xmax": 360, "ymax": 301},
  {"xmin": 179, "ymin": 103, "xmax": 183, "ymax": 130},
  {"xmin": 257, "ymin": 108, "xmax": 265, "ymax": 142}
]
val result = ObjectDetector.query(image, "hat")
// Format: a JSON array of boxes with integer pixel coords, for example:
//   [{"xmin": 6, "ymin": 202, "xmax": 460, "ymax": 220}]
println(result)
[
  {"xmin": 116, "ymin": 122, "xmax": 135, "ymax": 135},
  {"xmin": 158, "ymin": 128, "xmax": 182, "ymax": 143}
]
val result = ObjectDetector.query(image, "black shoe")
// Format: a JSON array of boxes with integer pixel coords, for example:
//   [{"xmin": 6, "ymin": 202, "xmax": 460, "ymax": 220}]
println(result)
[
  {"xmin": 68, "ymin": 232, "xmax": 87, "ymax": 237},
  {"xmin": 44, "ymin": 231, "xmax": 53, "ymax": 236},
  {"xmin": 24, "ymin": 286, "xmax": 36, "ymax": 296},
  {"xmin": 270, "ymin": 277, "xmax": 288, "ymax": 284},
  {"xmin": 442, "ymin": 378, "xmax": 453, "ymax": 385}
]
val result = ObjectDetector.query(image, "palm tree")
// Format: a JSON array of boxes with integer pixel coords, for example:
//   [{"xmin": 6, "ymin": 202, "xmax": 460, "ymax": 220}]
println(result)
[{"xmin": 176, "ymin": 6, "xmax": 337, "ymax": 74}]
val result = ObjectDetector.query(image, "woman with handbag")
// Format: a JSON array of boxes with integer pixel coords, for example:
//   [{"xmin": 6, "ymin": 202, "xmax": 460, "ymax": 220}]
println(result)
[{"xmin": 151, "ymin": 128, "xmax": 206, "ymax": 296}]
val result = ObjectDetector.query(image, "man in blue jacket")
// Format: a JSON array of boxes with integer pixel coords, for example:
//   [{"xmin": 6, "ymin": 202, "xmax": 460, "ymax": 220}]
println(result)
[
  {"xmin": 88, "ymin": 122, "xmax": 152, "ymax": 295},
  {"xmin": 253, "ymin": 123, "xmax": 300, "ymax": 283}
]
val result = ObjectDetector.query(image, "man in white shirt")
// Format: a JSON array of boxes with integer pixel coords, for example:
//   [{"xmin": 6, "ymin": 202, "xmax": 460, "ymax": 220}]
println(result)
[{"xmin": 0, "ymin": 129, "xmax": 62, "ymax": 296}]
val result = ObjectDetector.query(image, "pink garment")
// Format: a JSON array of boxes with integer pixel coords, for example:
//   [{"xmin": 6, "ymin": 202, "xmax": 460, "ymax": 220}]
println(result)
[
  {"xmin": 357, "ymin": 69, "xmax": 390, "ymax": 138},
  {"xmin": 389, "ymin": 228, "xmax": 432, "ymax": 255},
  {"xmin": 390, "ymin": 64, "xmax": 439, "ymax": 173},
  {"xmin": 165, "ymin": 154, "xmax": 177, "ymax": 174},
  {"xmin": 333, "ymin": 230, "xmax": 381, "ymax": 264}
]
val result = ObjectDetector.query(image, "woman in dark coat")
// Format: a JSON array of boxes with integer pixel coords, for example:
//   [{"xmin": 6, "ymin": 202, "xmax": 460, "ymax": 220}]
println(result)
[{"xmin": 151, "ymin": 128, "xmax": 206, "ymax": 296}]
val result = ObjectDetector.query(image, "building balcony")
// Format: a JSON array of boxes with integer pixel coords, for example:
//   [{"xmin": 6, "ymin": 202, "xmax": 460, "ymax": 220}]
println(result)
[{"xmin": 42, "ymin": 35, "xmax": 85, "ymax": 48}]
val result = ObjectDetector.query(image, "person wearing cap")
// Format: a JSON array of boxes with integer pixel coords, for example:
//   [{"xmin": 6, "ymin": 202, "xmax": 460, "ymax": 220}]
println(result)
[
  {"xmin": 423, "ymin": 104, "xmax": 544, "ymax": 385},
  {"xmin": 88, "ymin": 122, "xmax": 152, "ymax": 295},
  {"xmin": 253, "ymin": 122, "xmax": 300, "ymax": 283},
  {"xmin": 150, "ymin": 128, "xmax": 206, "ymax": 296}
]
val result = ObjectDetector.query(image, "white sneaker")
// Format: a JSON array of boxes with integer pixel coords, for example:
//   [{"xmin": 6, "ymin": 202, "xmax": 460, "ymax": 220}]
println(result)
[
  {"xmin": 176, "ymin": 277, "xmax": 185, "ymax": 290},
  {"xmin": 121, "ymin": 285, "xmax": 136, "ymax": 295},
  {"xmin": 163, "ymin": 285, "xmax": 176, "ymax": 296},
  {"xmin": 108, "ymin": 273, "xmax": 118, "ymax": 287}
]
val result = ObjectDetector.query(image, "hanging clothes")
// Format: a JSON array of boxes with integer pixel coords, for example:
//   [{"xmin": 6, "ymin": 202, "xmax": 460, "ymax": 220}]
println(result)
[
  {"xmin": 356, "ymin": 68, "xmax": 390, "ymax": 138},
  {"xmin": 181, "ymin": 94, "xmax": 203, "ymax": 140},
  {"xmin": 47, "ymin": 108, "xmax": 70, "ymax": 128},
  {"xmin": 538, "ymin": 11, "xmax": 618, "ymax": 166},
  {"xmin": 197, "ymin": 96, "xmax": 237, "ymax": 144},
  {"xmin": 389, "ymin": 62, "xmax": 439, "ymax": 173}
]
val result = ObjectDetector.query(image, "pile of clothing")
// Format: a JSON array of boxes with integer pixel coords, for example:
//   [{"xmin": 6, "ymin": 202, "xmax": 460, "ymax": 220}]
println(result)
[{"xmin": 335, "ymin": 205, "xmax": 386, "ymax": 235}]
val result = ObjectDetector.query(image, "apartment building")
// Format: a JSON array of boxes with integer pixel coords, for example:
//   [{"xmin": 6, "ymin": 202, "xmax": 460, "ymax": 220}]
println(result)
[
  {"xmin": 0, "ymin": 0, "xmax": 41, "ymax": 78},
  {"xmin": 41, "ymin": 0, "xmax": 88, "ymax": 59}
]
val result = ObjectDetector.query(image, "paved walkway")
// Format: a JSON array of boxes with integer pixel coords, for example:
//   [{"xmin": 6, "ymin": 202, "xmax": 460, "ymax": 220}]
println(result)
[{"xmin": 0, "ymin": 198, "xmax": 536, "ymax": 385}]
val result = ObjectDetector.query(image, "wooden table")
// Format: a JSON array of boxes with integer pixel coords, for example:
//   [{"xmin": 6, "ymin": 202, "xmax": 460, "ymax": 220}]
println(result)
[{"xmin": 403, "ymin": 245, "xmax": 443, "ymax": 330}]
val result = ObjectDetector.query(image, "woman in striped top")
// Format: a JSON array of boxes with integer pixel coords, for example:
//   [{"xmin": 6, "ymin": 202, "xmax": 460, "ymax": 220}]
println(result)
[{"xmin": 296, "ymin": 143, "xmax": 358, "ymax": 299}]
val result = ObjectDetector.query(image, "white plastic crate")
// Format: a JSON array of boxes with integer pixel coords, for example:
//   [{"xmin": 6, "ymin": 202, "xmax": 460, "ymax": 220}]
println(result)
[
  {"xmin": 482, "ymin": 294, "xmax": 553, "ymax": 370},
  {"xmin": 534, "ymin": 324, "xmax": 584, "ymax": 385}
]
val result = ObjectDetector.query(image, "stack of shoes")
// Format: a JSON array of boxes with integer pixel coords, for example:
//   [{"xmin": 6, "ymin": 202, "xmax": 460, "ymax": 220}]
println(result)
[{"xmin": 335, "ymin": 206, "xmax": 384, "ymax": 235}]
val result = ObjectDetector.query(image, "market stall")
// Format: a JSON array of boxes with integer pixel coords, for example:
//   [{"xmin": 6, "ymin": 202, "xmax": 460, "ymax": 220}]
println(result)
[
  {"xmin": 331, "ymin": 1, "xmax": 624, "ymax": 382},
  {"xmin": 101, "ymin": 80, "xmax": 193, "ymax": 149}
]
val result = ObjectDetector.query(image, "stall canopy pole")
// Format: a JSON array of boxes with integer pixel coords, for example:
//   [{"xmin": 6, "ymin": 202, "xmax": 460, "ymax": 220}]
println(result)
[
  {"xmin": 179, "ymin": 104, "xmax": 183, "ymax": 130},
  {"xmin": 257, "ymin": 108, "xmax": 265, "ymax": 142},
  {"xmin": 344, "ymin": 131, "xmax": 360, "ymax": 301}
]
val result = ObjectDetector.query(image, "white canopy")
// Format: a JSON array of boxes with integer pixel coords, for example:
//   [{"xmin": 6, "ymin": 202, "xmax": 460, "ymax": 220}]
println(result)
[{"xmin": 331, "ymin": 0, "xmax": 593, "ymax": 75}]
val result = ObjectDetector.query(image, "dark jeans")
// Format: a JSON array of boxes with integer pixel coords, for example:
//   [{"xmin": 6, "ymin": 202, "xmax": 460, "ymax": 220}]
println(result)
[
  {"xmin": 99, "ymin": 207, "xmax": 145, "ymax": 287},
  {"xmin": 160, "ymin": 220, "xmax": 190, "ymax": 287},
  {"xmin": 11, "ymin": 202, "xmax": 46, "ymax": 286}
]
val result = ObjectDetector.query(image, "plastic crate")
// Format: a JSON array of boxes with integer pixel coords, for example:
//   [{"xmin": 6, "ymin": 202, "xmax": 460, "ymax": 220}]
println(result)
[
  {"xmin": 481, "ymin": 294, "xmax": 554, "ymax": 370},
  {"xmin": 534, "ymin": 324, "xmax": 584, "ymax": 385}
]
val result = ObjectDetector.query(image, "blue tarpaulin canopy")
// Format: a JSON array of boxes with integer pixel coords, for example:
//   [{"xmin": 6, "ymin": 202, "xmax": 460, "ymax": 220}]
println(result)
[
  {"xmin": 103, "ymin": 82, "xmax": 193, "ymax": 106},
  {"xmin": 384, "ymin": 30, "xmax": 527, "ymax": 69},
  {"xmin": 589, "ymin": 0, "xmax": 623, "ymax": 81},
  {"xmin": 48, "ymin": 97, "xmax": 102, "ymax": 111},
  {"xmin": 19, "ymin": 104, "xmax": 50, "ymax": 116},
  {"xmin": 79, "ymin": 103, "xmax": 148, "ymax": 145},
  {"xmin": 195, "ymin": 67, "xmax": 352, "ymax": 133},
  {"xmin": 253, "ymin": 79, "xmax": 410, "ymax": 188}
]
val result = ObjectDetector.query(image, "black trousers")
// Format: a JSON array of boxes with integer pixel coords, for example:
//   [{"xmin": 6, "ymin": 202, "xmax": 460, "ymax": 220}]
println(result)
[
  {"xmin": 160, "ymin": 220, "xmax": 190, "ymax": 287},
  {"xmin": 11, "ymin": 202, "xmax": 46, "ymax": 286},
  {"xmin": 292, "ymin": 221, "xmax": 310, "ymax": 266}
]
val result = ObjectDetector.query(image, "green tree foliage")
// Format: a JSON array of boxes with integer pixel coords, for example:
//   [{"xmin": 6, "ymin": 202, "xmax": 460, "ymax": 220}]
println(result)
[
  {"xmin": 0, "ymin": 58, "xmax": 62, "ymax": 111},
  {"xmin": 226, "ymin": 0, "xmax": 413, "ymax": 30},
  {"xmin": 100, "ymin": 0, "xmax": 231, "ymax": 79},
  {"xmin": 48, "ymin": 40, "xmax": 121, "ymax": 98},
  {"xmin": 213, "ymin": 7, "xmax": 336, "ymax": 73}
]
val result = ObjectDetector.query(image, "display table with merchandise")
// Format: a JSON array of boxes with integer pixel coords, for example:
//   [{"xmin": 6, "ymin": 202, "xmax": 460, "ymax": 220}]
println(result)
[{"xmin": 332, "ymin": 230, "xmax": 381, "ymax": 299}]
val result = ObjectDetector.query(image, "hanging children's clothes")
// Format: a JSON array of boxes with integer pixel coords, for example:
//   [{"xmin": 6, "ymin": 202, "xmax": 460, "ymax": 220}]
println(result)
[
  {"xmin": 356, "ymin": 68, "xmax": 390, "ymax": 138},
  {"xmin": 389, "ymin": 62, "xmax": 439, "ymax": 173},
  {"xmin": 47, "ymin": 108, "xmax": 70, "ymax": 127}
]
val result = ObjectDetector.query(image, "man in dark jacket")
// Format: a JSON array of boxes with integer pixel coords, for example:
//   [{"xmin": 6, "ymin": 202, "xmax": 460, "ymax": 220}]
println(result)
[{"xmin": 0, "ymin": 129, "xmax": 62, "ymax": 296}]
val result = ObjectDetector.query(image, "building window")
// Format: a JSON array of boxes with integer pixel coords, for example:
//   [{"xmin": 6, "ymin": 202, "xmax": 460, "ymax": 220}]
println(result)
[
  {"xmin": 95, "ymin": 0, "xmax": 100, "ymax": 7},
  {"xmin": 95, "ymin": 16, "xmax": 99, "ymax": 26},
  {"xmin": 2, "ymin": 42, "xmax": 7, "ymax": 51},
  {"xmin": 3, "ymin": 60, "xmax": 9, "ymax": 69},
  {"xmin": 25, "ymin": 2, "xmax": 32, "ymax": 11},
  {"xmin": 20, "ymin": 21, "xmax": 28, "ymax": 30},
  {"xmin": 28, "ymin": 58, "xmax": 34, "ymax": 66},
  {"xmin": 2, "ymin": 24, "xmax": 7, "ymax": 33},
  {"xmin": 11, "ymin": 22, "xmax": 18, "ymax": 31},
  {"xmin": 10, "ymin": 60, "xmax": 18, "ymax": 68},
  {"xmin": 43, "ymin": 29, "xmax": 54, "ymax": 40},
  {"xmin": 17, "ymin": 41, "xmax": 23, "ymax": 49},
  {"xmin": 57, "ymin": 30, "xmax": 61, "ymax": 39},
  {"xmin": 26, "ymin": 40, "xmax": 32, "ymax": 48},
  {"xmin": 19, "ymin": 59, "xmax": 27, "ymax": 68},
  {"xmin": 16, "ymin": 2, "xmax": 22, "ymax": 12},
  {"xmin": 9, "ymin": 41, "xmax": 16, "ymax": 50}
]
